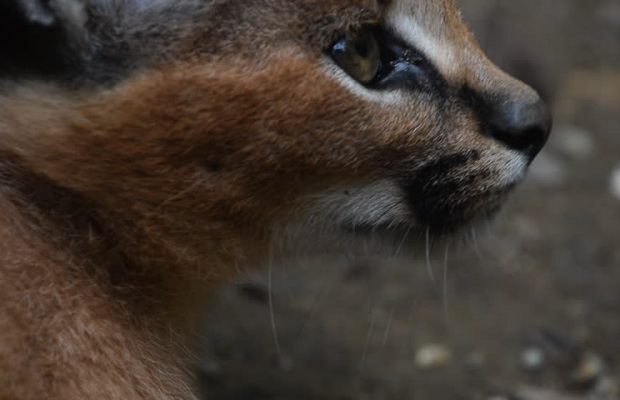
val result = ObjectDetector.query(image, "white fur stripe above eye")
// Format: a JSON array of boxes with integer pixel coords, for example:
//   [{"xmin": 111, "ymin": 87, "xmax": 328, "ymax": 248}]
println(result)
[{"xmin": 387, "ymin": 13, "xmax": 459, "ymax": 77}]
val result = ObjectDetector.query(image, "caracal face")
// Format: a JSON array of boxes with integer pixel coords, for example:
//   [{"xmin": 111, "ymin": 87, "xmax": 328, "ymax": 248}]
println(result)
[
  {"xmin": 1, "ymin": 0, "xmax": 551, "ymax": 254},
  {"xmin": 161, "ymin": 0, "xmax": 552, "ymax": 240}
]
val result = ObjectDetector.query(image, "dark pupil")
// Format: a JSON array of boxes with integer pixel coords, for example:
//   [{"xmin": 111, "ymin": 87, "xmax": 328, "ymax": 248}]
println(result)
[{"xmin": 352, "ymin": 35, "xmax": 371, "ymax": 58}]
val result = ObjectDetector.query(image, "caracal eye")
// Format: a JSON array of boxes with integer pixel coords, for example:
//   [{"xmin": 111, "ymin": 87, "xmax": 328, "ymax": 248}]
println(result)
[{"xmin": 329, "ymin": 28, "xmax": 381, "ymax": 85}]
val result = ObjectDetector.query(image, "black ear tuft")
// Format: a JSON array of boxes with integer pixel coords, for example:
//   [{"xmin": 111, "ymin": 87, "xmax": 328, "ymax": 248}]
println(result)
[{"xmin": 0, "ymin": 0, "xmax": 88, "ymax": 80}]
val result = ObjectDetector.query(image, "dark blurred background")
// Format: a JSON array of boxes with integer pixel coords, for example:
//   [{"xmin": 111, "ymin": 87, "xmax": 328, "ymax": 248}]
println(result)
[{"xmin": 201, "ymin": 1, "xmax": 620, "ymax": 399}]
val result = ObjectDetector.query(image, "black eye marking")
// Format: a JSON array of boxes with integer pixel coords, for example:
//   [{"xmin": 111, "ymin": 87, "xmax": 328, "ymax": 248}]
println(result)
[{"xmin": 328, "ymin": 26, "xmax": 448, "ymax": 95}]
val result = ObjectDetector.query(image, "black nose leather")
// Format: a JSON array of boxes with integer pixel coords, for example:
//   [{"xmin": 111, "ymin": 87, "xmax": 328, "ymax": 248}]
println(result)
[{"xmin": 489, "ymin": 95, "xmax": 552, "ymax": 159}]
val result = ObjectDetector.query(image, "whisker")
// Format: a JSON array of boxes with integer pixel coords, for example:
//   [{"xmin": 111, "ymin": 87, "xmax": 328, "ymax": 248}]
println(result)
[
  {"xmin": 361, "ymin": 305, "xmax": 377, "ymax": 366},
  {"xmin": 394, "ymin": 222, "xmax": 413, "ymax": 257},
  {"xmin": 406, "ymin": 303, "xmax": 417, "ymax": 361},
  {"xmin": 381, "ymin": 308, "xmax": 396, "ymax": 347},
  {"xmin": 376, "ymin": 198, "xmax": 405, "ymax": 227},
  {"xmin": 470, "ymin": 227, "xmax": 482, "ymax": 259},
  {"xmin": 267, "ymin": 250, "xmax": 282, "ymax": 358},
  {"xmin": 293, "ymin": 271, "xmax": 337, "ymax": 346},
  {"xmin": 425, "ymin": 227, "xmax": 436, "ymax": 284},
  {"xmin": 442, "ymin": 242, "xmax": 451, "ymax": 323}
]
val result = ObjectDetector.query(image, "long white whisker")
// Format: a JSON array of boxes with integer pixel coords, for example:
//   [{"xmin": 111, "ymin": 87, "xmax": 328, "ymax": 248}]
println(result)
[
  {"xmin": 382, "ymin": 308, "xmax": 396, "ymax": 347},
  {"xmin": 293, "ymin": 272, "xmax": 336, "ymax": 346},
  {"xmin": 361, "ymin": 306, "xmax": 377, "ymax": 366},
  {"xmin": 443, "ymin": 242, "xmax": 451, "ymax": 323},
  {"xmin": 425, "ymin": 227, "xmax": 436, "ymax": 284},
  {"xmin": 470, "ymin": 227, "xmax": 482, "ymax": 259},
  {"xmin": 394, "ymin": 222, "xmax": 413, "ymax": 257}
]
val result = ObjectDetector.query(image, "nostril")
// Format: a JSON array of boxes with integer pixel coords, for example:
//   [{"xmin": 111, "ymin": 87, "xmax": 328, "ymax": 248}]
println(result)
[{"xmin": 497, "ymin": 125, "xmax": 548, "ymax": 157}]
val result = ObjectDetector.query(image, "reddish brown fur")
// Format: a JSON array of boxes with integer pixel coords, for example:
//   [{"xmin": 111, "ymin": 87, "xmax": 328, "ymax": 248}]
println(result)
[{"xmin": 0, "ymin": 0, "xmax": 544, "ymax": 398}]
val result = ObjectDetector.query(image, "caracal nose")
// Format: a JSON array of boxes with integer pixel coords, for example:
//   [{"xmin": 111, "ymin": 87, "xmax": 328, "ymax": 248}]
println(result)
[{"xmin": 488, "ymin": 90, "xmax": 552, "ymax": 160}]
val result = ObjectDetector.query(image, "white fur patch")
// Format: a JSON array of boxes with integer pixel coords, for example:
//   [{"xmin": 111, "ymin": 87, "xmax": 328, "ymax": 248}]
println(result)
[
  {"xmin": 321, "ymin": 57, "xmax": 404, "ymax": 104},
  {"xmin": 387, "ymin": 13, "xmax": 458, "ymax": 76},
  {"xmin": 297, "ymin": 154, "xmax": 527, "ymax": 235},
  {"xmin": 321, "ymin": 10, "xmax": 459, "ymax": 98},
  {"xmin": 304, "ymin": 180, "xmax": 411, "ymax": 230},
  {"xmin": 494, "ymin": 152, "xmax": 529, "ymax": 186}
]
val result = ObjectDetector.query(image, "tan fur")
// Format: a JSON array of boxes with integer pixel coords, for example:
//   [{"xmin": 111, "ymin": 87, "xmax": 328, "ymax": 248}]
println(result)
[{"xmin": 0, "ymin": 0, "xmax": 545, "ymax": 398}]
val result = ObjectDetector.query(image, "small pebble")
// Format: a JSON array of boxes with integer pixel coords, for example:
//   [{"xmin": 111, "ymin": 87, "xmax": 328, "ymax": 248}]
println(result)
[
  {"xmin": 553, "ymin": 125, "xmax": 595, "ymax": 159},
  {"xmin": 610, "ymin": 165, "xmax": 620, "ymax": 200},
  {"xmin": 414, "ymin": 344, "xmax": 452, "ymax": 369},
  {"xmin": 572, "ymin": 352, "xmax": 606, "ymax": 386},
  {"xmin": 521, "ymin": 347, "xmax": 546, "ymax": 372},
  {"xmin": 515, "ymin": 385, "xmax": 581, "ymax": 400}
]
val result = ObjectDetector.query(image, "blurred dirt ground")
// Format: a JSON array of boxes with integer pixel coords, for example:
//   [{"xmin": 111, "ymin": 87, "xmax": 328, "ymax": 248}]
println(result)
[{"xmin": 200, "ymin": 1, "xmax": 620, "ymax": 399}]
